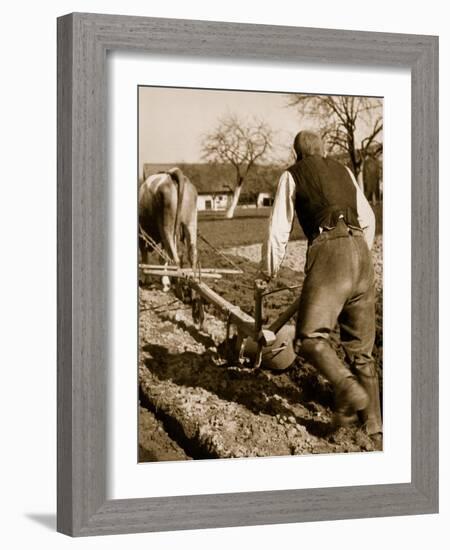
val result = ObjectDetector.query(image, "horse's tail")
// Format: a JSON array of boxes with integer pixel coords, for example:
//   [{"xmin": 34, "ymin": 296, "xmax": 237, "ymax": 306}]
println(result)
[{"xmin": 167, "ymin": 167, "xmax": 186, "ymax": 250}]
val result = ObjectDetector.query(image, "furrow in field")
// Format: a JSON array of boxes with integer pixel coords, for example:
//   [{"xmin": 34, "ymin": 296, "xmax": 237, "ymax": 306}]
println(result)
[{"xmin": 138, "ymin": 285, "xmax": 377, "ymax": 460}]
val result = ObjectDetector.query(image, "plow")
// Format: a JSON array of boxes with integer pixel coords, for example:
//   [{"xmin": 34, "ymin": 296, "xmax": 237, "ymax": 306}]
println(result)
[{"xmin": 139, "ymin": 227, "xmax": 301, "ymax": 371}]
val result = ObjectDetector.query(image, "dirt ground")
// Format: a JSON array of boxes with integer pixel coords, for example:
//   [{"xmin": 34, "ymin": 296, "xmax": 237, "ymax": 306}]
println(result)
[{"xmin": 139, "ymin": 236, "xmax": 383, "ymax": 461}]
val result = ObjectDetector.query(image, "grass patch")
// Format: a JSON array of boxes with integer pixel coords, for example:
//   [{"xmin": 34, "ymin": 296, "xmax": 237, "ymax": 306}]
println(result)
[
  {"xmin": 198, "ymin": 204, "xmax": 382, "ymax": 248},
  {"xmin": 198, "ymin": 207, "xmax": 304, "ymax": 247}
]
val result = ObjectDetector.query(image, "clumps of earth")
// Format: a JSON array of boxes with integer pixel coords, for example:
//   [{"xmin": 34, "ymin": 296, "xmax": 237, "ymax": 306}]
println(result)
[{"xmin": 139, "ymin": 237, "xmax": 383, "ymax": 461}]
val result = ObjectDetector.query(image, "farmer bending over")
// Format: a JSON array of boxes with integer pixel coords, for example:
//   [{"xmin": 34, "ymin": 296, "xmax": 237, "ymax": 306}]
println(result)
[{"xmin": 260, "ymin": 130, "xmax": 382, "ymax": 449}]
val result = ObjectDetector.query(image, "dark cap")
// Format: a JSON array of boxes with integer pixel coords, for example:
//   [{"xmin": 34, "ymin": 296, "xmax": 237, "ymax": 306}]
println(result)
[{"xmin": 293, "ymin": 130, "xmax": 324, "ymax": 160}]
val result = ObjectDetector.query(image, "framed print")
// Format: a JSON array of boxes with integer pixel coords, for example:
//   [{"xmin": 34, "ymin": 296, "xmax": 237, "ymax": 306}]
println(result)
[
  {"xmin": 136, "ymin": 85, "xmax": 384, "ymax": 462},
  {"xmin": 57, "ymin": 13, "xmax": 438, "ymax": 536}
]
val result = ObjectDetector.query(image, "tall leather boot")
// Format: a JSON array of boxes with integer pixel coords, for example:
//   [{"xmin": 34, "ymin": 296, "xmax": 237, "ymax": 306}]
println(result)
[
  {"xmin": 299, "ymin": 338, "xmax": 369, "ymax": 425},
  {"xmin": 353, "ymin": 362, "xmax": 383, "ymax": 450}
]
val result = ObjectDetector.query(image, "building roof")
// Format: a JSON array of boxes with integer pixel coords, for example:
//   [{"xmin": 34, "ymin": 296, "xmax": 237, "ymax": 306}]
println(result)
[
  {"xmin": 142, "ymin": 163, "xmax": 174, "ymax": 179},
  {"xmin": 197, "ymin": 190, "xmax": 233, "ymax": 196},
  {"xmin": 142, "ymin": 162, "xmax": 284, "ymax": 197}
]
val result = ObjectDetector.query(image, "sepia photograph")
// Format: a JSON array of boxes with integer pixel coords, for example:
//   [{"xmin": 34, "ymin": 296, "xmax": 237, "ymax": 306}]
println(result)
[{"xmin": 138, "ymin": 85, "xmax": 383, "ymax": 462}]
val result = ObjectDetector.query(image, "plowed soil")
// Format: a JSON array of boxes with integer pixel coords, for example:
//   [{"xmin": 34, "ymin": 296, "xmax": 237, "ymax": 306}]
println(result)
[{"xmin": 139, "ymin": 237, "xmax": 383, "ymax": 461}]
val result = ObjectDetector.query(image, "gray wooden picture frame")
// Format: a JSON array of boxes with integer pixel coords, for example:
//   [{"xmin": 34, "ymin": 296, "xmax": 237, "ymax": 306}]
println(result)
[{"xmin": 57, "ymin": 12, "xmax": 439, "ymax": 537}]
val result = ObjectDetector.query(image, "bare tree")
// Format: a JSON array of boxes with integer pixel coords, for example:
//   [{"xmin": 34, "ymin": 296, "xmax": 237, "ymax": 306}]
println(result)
[
  {"xmin": 201, "ymin": 114, "xmax": 273, "ymax": 218},
  {"xmin": 287, "ymin": 95, "xmax": 383, "ymax": 179}
]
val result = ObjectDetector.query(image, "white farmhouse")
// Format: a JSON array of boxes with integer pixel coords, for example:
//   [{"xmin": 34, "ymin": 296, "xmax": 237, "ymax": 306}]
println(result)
[
  {"xmin": 256, "ymin": 192, "xmax": 274, "ymax": 207},
  {"xmin": 197, "ymin": 191, "xmax": 233, "ymax": 211}
]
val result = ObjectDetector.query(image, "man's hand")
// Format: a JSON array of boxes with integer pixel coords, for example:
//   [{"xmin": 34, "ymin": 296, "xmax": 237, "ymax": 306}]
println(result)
[{"xmin": 256, "ymin": 268, "xmax": 273, "ymax": 284}]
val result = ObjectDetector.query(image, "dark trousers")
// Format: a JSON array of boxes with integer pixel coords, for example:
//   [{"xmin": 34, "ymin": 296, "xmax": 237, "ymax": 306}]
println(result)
[{"xmin": 296, "ymin": 220, "xmax": 376, "ymax": 379}]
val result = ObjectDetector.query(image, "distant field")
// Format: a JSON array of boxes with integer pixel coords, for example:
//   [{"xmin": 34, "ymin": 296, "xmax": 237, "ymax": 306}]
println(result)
[
  {"xmin": 198, "ymin": 207, "xmax": 272, "ymax": 220},
  {"xmin": 198, "ymin": 208, "xmax": 303, "ymax": 248},
  {"xmin": 198, "ymin": 204, "xmax": 382, "ymax": 248}
]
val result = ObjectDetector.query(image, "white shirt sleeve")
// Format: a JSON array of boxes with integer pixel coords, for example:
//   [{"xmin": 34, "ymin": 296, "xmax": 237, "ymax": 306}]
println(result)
[
  {"xmin": 260, "ymin": 171, "xmax": 296, "ymax": 278},
  {"xmin": 345, "ymin": 166, "xmax": 376, "ymax": 250}
]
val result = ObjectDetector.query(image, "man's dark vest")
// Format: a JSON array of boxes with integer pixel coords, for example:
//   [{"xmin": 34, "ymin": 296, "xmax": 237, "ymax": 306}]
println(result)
[{"xmin": 287, "ymin": 155, "xmax": 360, "ymax": 242}]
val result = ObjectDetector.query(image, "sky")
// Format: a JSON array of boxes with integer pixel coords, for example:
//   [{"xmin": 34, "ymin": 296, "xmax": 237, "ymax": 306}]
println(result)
[
  {"xmin": 138, "ymin": 86, "xmax": 382, "ymax": 177},
  {"xmin": 138, "ymin": 87, "xmax": 307, "ymax": 171}
]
